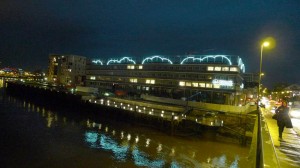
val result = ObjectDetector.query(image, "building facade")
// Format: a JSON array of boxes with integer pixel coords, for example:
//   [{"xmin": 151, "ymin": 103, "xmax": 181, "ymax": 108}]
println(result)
[
  {"xmin": 48, "ymin": 54, "xmax": 86, "ymax": 86},
  {"xmin": 242, "ymin": 73, "xmax": 260, "ymax": 102},
  {"xmin": 86, "ymin": 55, "xmax": 246, "ymax": 105}
]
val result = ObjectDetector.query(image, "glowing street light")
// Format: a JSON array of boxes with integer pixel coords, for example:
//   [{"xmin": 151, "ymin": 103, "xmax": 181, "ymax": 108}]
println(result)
[
  {"xmin": 258, "ymin": 41, "xmax": 271, "ymax": 101},
  {"xmin": 256, "ymin": 39, "xmax": 273, "ymax": 166}
]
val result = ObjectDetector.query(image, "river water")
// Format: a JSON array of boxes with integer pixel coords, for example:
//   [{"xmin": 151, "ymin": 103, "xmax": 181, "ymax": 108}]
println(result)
[{"xmin": 0, "ymin": 88, "xmax": 250, "ymax": 168}]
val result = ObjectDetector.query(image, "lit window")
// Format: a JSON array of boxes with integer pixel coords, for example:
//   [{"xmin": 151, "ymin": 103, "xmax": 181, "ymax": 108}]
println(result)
[
  {"xmin": 90, "ymin": 76, "xmax": 96, "ymax": 80},
  {"xmin": 138, "ymin": 65, "xmax": 143, "ymax": 69},
  {"xmin": 130, "ymin": 78, "xmax": 137, "ymax": 83},
  {"xmin": 206, "ymin": 83, "xmax": 212, "ymax": 88},
  {"xmin": 127, "ymin": 65, "xmax": 135, "ymax": 69},
  {"xmin": 213, "ymin": 84, "xmax": 220, "ymax": 88},
  {"xmin": 214, "ymin": 67, "xmax": 221, "ymax": 71},
  {"xmin": 199, "ymin": 83, "xmax": 205, "ymax": 87},
  {"xmin": 192, "ymin": 82, "xmax": 198, "ymax": 87},
  {"xmin": 230, "ymin": 67, "xmax": 238, "ymax": 72},
  {"xmin": 179, "ymin": 81, "xmax": 185, "ymax": 86},
  {"xmin": 186, "ymin": 82, "xmax": 191, "ymax": 87},
  {"xmin": 222, "ymin": 67, "xmax": 229, "ymax": 71},
  {"xmin": 207, "ymin": 66, "xmax": 214, "ymax": 71},
  {"xmin": 146, "ymin": 79, "xmax": 155, "ymax": 84}
]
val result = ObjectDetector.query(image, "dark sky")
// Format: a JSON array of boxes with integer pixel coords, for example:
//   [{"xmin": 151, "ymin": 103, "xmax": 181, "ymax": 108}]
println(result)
[{"xmin": 0, "ymin": 0, "xmax": 300, "ymax": 87}]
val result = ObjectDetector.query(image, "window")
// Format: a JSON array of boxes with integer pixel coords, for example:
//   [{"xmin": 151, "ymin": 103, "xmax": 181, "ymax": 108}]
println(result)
[
  {"xmin": 214, "ymin": 66, "xmax": 221, "ymax": 71},
  {"xmin": 207, "ymin": 66, "xmax": 214, "ymax": 71},
  {"xmin": 199, "ymin": 83, "xmax": 205, "ymax": 87},
  {"xmin": 222, "ymin": 67, "xmax": 229, "ymax": 71},
  {"xmin": 127, "ymin": 65, "xmax": 135, "ymax": 69},
  {"xmin": 179, "ymin": 81, "xmax": 185, "ymax": 86},
  {"xmin": 213, "ymin": 84, "xmax": 220, "ymax": 88},
  {"xmin": 192, "ymin": 82, "xmax": 198, "ymax": 87},
  {"xmin": 146, "ymin": 79, "xmax": 155, "ymax": 84},
  {"xmin": 206, "ymin": 83, "xmax": 212, "ymax": 88},
  {"xmin": 130, "ymin": 78, "xmax": 137, "ymax": 83},
  {"xmin": 138, "ymin": 65, "xmax": 143, "ymax": 69},
  {"xmin": 186, "ymin": 82, "xmax": 191, "ymax": 87},
  {"xmin": 90, "ymin": 76, "xmax": 96, "ymax": 80},
  {"xmin": 230, "ymin": 67, "xmax": 238, "ymax": 72}
]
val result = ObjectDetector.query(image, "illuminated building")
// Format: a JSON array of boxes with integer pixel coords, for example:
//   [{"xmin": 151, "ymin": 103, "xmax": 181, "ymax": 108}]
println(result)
[
  {"xmin": 86, "ymin": 55, "xmax": 245, "ymax": 105},
  {"xmin": 48, "ymin": 54, "xmax": 86, "ymax": 86}
]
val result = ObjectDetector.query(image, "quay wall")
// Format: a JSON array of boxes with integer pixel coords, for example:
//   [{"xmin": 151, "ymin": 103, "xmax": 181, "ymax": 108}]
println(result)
[
  {"xmin": 5, "ymin": 82, "xmax": 255, "ymax": 144},
  {"xmin": 5, "ymin": 82, "xmax": 200, "ymax": 135}
]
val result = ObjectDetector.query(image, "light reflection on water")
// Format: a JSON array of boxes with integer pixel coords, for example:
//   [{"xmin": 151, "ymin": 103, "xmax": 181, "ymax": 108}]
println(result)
[
  {"xmin": 2, "ymin": 94, "xmax": 250, "ymax": 168},
  {"xmin": 84, "ymin": 120, "xmax": 246, "ymax": 168}
]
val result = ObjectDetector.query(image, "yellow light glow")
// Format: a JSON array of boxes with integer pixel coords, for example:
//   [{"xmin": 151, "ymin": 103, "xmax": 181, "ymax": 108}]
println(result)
[
  {"xmin": 261, "ymin": 37, "xmax": 276, "ymax": 49},
  {"xmin": 263, "ymin": 41, "xmax": 270, "ymax": 47}
]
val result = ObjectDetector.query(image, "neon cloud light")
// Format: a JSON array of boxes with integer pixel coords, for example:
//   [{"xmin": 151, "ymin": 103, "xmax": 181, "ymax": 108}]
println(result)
[
  {"xmin": 141, "ymin": 55, "xmax": 173, "ymax": 64},
  {"xmin": 107, "ymin": 57, "xmax": 136, "ymax": 65},
  {"xmin": 180, "ymin": 55, "xmax": 232, "ymax": 65},
  {"xmin": 92, "ymin": 60, "xmax": 103, "ymax": 65}
]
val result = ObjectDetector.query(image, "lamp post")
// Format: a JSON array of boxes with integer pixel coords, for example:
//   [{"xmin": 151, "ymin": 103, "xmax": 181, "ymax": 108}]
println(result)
[
  {"xmin": 256, "ymin": 41, "xmax": 270, "ymax": 167},
  {"xmin": 258, "ymin": 41, "xmax": 269, "ymax": 103}
]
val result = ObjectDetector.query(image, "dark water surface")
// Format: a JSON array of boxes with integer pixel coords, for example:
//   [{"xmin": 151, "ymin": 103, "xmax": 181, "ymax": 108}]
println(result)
[{"xmin": 0, "ymin": 90, "xmax": 250, "ymax": 168}]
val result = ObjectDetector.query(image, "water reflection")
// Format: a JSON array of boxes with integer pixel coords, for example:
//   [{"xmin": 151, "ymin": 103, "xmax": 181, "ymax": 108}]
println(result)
[
  {"xmin": 83, "ymin": 120, "xmax": 245, "ymax": 167},
  {"xmin": 3, "ymin": 95, "xmax": 249, "ymax": 168}
]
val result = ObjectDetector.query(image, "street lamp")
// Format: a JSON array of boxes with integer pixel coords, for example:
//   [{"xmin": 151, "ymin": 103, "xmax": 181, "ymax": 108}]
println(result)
[
  {"xmin": 256, "ymin": 40, "xmax": 270, "ymax": 167},
  {"xmin": 258, "ymin": 41, "xmax": 269, "ymax": 102}
]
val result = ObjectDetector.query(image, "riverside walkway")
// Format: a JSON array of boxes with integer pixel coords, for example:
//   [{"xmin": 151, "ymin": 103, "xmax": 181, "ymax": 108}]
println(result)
[{"xmin": 261, "ymin": 108, "xmax": 300, "ymax": 167}]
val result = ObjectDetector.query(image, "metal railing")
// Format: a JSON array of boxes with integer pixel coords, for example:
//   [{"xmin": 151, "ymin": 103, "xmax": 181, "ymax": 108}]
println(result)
[{"xmin": 254, "ymin": 108, "xmax": 280, "ymax": 168}]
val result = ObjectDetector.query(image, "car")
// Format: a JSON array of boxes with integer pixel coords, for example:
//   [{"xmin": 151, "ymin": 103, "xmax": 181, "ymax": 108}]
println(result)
[{"xmin": 290, "ymin": 107, "xmax": 300, "ymax": 118}]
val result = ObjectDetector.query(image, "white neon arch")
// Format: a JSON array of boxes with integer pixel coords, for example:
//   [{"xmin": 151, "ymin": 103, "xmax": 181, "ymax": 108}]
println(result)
[
  {"xmin": 107, "ymin": 57, "xmax": 136, "ymax": 65},
  {"xmin": 92, "ymin": 60, "xmax": 103, "ymax": 65},
  {"xmin": 238, "ymin": 58, "xmax": 245, "ymax": 73},
  {"xmin": 180, "ymin": 55, "xmax": 232, "ymax": 65},
  {"xmin": 141, "ymin": 55, "xmax": 173, "ymax": 64}
]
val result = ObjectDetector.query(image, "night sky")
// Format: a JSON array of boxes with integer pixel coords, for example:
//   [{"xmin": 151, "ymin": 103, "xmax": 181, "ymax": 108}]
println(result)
[{"xmin": 0, "ymin": 0, "xmax": 300, "ymax": 87}]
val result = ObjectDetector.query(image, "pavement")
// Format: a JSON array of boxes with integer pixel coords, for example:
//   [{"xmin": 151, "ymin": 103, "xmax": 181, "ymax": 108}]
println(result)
[{"xmin": 262, "ymin": 108, "xmax": 300, "ymax": 168}]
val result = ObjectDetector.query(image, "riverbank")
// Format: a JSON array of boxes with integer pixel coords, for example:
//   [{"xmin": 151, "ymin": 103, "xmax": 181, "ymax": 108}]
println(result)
[
  {"xmin": 5, "ymin": 82, "xmax": 255, "ymax": 145},
  {"xmin": 0, "ymin": 90, "xmax": 251, "ymax": 168}
]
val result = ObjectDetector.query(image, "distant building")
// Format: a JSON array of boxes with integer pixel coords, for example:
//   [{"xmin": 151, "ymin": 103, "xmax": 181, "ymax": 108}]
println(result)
[
  {"xmin": 242, "ymin": 73, "xmax": 259, "ymax": 101},
  {"xmin": 242, "ymin": 73, "xmax": 259, "ymax": 88},
  {"xmin": 284, "ymin": 84, "xmax": 300, "ymax": 100},
  {"xmin": 48, "ymin": 54, "xmax": 86, "ymax": 86},
  {"xmin": 86, "ymin": 55, "xmax": 246, "ymax": 105}
]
